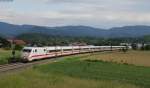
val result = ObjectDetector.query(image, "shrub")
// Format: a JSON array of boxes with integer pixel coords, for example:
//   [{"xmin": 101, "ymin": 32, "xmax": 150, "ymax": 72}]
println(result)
[
  {"xmin": 144, "ymin": 45, "xmax": 150, "ymax": 50},
  {"xmin": 15, "ymin": 45, "xmax": 23, "ymax": 51}
]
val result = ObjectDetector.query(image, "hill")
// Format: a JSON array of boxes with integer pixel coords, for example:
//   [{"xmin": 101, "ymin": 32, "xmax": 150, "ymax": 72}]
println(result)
[
  {"xmin": 0, "ymin": 22, "xmax": 150, "ymax": 38},
  {"xmin": 0, "ymin": 22, "xmax": 29, "ymax": 38}
]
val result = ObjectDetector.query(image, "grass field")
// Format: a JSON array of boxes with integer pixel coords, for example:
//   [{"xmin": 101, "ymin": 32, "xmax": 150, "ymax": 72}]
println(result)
[
  {"xmin": 81, "ymin": 51, "xmax": 150, "ymax": 67},
  {"xmin": 0, "ymin": 49, "xmax": 20, "ymax": 64},
  {"xmin": 0, "ymin": 69, "xmax": 140, "ymax": 88},
  {"xmin": 0, "ymin": 51, "xmax": 150, "ymax": 88}
]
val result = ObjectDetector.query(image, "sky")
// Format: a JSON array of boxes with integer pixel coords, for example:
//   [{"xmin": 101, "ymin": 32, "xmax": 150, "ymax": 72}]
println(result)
[{"xmin": 0, "ymin": 0, "xmax": 150, "ymax": 28}]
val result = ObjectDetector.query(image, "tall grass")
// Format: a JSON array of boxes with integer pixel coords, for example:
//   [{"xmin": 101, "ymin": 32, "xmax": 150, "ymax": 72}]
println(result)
[
  {"xmin": 0, "ymin": 69, "xmax": 140, "ymax": 88},
  {"xmin": 36, "ymin": 57, "xmax": 150, "ymax": 88},
  {"xmin": 0, "ymin": 49, "xmax": 20, "ymax": 64},
  {"xmin": 81, "ymin": 51, "xmax": 150, "ymax": 67}
]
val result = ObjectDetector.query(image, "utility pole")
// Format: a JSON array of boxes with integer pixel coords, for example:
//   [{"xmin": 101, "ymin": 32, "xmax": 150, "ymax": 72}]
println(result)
[
  {"xmin": 11, "ymin": 39, "xmax": 16, "ymax": 62},
  {"xmin": 54, "ymin": 37, "xmax": 57, "ymax": 56},
  {"xmin": 109, "ymin": 41, "xmax": 112, "ymax": 51}
]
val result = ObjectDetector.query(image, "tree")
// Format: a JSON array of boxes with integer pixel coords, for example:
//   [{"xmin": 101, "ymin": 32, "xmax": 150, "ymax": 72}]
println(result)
[
  {"xmin": 0, "ymin": 37, "xmax": 10, "ymax": 48},
  {"xmin": 144, "ymin": 45, "xmax": 150, "ymax": 50}
]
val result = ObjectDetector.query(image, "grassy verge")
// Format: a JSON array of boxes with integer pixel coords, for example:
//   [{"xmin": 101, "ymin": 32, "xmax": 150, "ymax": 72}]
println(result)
[{"xmin": 0, "ymin": 49, "xmax": 20, "ymax": 64}]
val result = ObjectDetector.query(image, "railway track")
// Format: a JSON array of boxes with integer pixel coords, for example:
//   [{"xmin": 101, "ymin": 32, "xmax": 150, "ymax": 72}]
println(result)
[
  {"xmin": 0, "ymin": 52, "xmax": 89, "ymax": 73},
  {"xmin": 0, "ymin": 57, "xmax": 62, "ymax": 73}
]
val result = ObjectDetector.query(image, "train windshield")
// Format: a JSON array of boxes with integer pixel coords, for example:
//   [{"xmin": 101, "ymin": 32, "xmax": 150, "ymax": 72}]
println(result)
[{"xmin": 23, "ymin": 49, "xmax": 31, "ymax": 53}]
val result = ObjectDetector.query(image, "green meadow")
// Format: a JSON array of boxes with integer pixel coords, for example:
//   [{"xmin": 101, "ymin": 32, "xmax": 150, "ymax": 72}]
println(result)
[
  {"xmin": 0, "ymin": 51, "xmax": 150, "ymax": 88},
  {"xmin": 0, "ymin": 49, "xmax": 20, "ymax": 64}
]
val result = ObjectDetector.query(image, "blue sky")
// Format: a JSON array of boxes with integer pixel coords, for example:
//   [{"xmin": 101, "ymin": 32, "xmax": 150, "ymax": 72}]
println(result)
[{"xmin": 0, "ymin": 0, "xmax": 150, "ymax": 28}]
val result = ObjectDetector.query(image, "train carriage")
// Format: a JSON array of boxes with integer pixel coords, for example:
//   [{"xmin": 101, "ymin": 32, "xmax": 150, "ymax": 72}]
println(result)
[{"xmin": 21, "ymin": 45, "xmax": 126, "ymax": 62}]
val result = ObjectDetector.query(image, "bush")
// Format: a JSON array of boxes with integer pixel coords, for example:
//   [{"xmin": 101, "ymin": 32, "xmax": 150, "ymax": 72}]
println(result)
[
  {"xmin": 144, "ymin": 45, "xmax": 150, "ymax": 50},
  {"xmin": 0, "ymin": 59, "xmax": 9, "ymax": 64},
  {"xmin": 140, "ymin": 45, "xmax": 150, "ymax": 51},
  {"xmin": 15, "ymin": 45, "xmax": 23, "ymax": 51}
]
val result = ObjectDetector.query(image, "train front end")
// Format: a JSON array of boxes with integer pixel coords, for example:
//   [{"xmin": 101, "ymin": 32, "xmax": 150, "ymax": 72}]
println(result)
[{"xmin": 21, "ymin": 47, "xmax": 32, "ymax": 62}]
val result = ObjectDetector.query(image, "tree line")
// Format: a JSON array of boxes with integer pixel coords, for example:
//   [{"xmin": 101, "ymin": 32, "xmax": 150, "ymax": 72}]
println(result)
[
  {"xmin": 0, "ymin": 33, "xmax": 150, "ymax": 50},
  {"xmin": 17, "ymin": 33, "xmax": 150, "ymax": 45}
]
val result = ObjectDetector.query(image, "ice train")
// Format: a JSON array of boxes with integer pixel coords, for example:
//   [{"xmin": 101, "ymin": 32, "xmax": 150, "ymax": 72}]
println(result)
[{"xmin": 21, "ymin": 45, "xmax": 125, "ymax": 62}]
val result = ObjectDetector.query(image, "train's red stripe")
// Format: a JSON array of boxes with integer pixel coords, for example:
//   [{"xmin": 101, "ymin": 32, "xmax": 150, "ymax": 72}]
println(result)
[
  {"xmin": 30, "ymin": 52, "xmax": 72, "ymax": 58},
  {"xmin": 31, "ymin": 53, "xmax": 55, "ymax": 58},
  {"xmin": 30, "ymin": 51, "xmax": 90, "ymax": 58}
]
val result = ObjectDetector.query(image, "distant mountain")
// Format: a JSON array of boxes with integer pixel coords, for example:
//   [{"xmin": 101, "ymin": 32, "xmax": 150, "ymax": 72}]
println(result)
[
  {"xmin": 0, "ymin": 22, "xmax": 150, "ymax": 38},
  {"xmin": 109, "ymin": 26, "xmax": 150, "ymax": 37},
  {"xmin": 29, "ymin": 26, "xmax": 108, "ymax": 37},
  {"xmin": 0, "ymin": 22, "xmax": 29, "ymax": 38}
]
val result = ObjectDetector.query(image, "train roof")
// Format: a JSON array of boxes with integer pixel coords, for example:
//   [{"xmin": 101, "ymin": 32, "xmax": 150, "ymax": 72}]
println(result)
[{"xmin": 23, "ymin": 46, "xmax": 125, "ymax": 50}]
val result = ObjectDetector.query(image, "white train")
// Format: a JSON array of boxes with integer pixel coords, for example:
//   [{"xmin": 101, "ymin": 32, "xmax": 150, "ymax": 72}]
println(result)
[{"xmin": 21, "ymin": 45, "xmax": 125, "ymax": 62}]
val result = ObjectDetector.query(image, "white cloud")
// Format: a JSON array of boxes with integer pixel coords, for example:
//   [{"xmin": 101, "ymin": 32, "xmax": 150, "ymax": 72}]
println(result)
[{"xmin": 0, "ymin": 0, "xmax": 150, "ymax": 28}]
